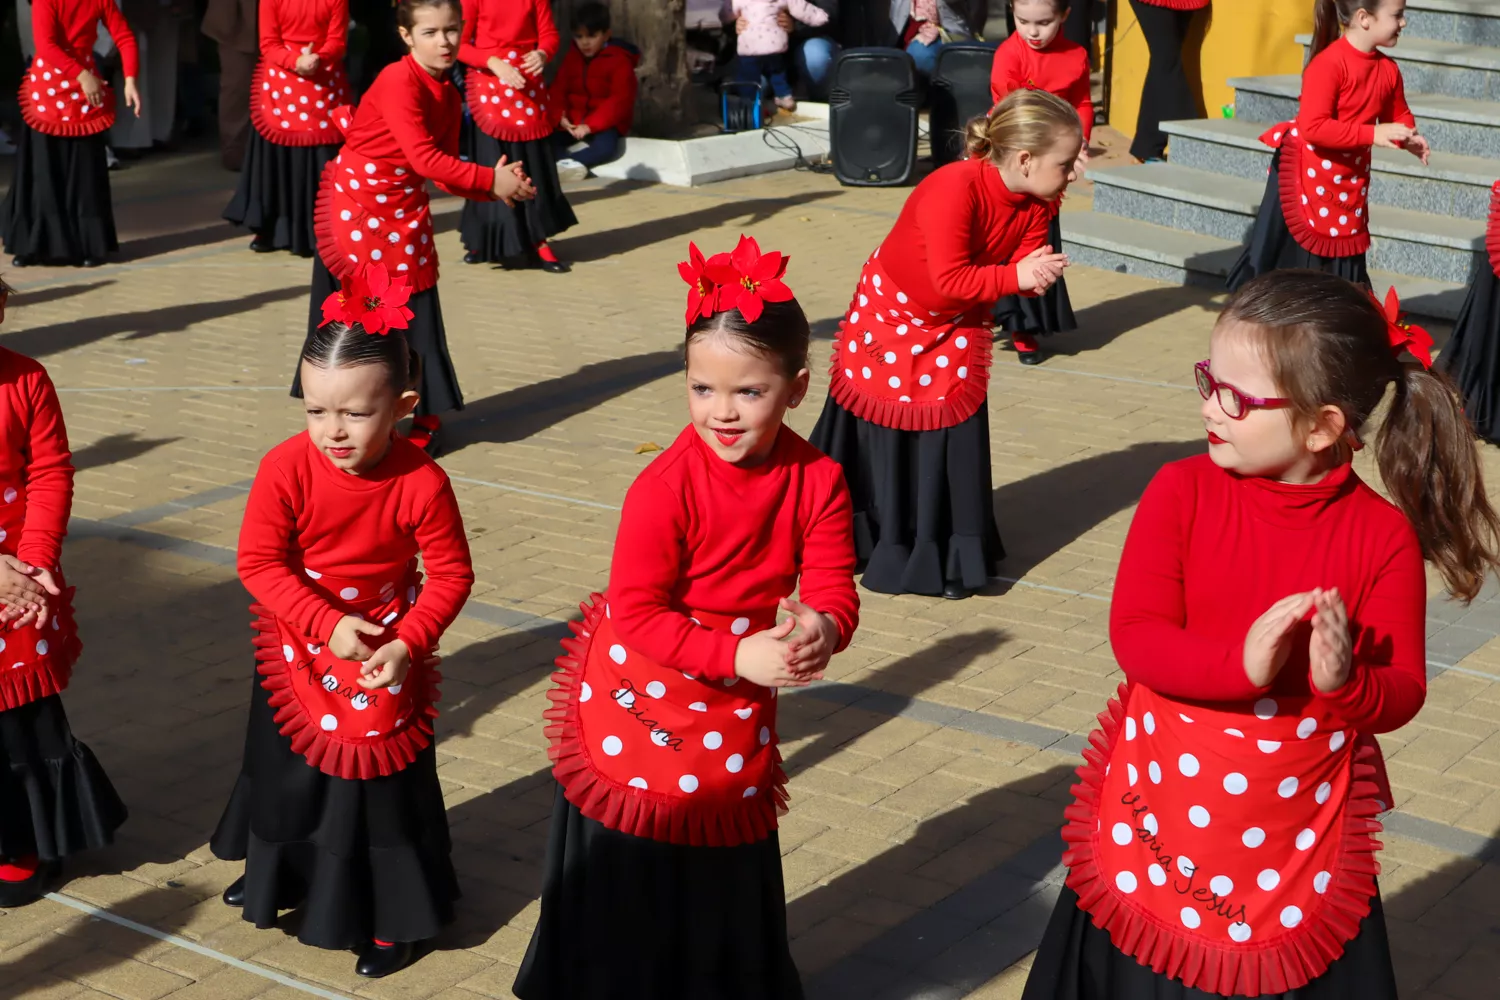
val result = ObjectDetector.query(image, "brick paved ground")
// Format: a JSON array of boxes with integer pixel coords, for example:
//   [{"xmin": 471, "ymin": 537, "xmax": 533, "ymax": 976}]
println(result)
[{"xmin": 1, "ymin": 135, "xmax": 1498, "ymax": 999}]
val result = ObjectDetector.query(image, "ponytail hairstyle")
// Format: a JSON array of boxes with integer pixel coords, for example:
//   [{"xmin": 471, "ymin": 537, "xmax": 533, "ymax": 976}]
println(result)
[
  {"xmin": 1310, "ymin": 0, "xmax": 1385, "ymax": 60},
  {"xmin": 965, "ymin": 88, "xmax": 1082, "ymax": 165},
  {"xmin": 396, "ymin": 0, "xmax": 462, "ymax": 33},
  {"xmin": 301, "ymin": 321, "xmax": 422, "ymax": 397},
  {"xmin": 1222, "ymin": 270, "xmax": 1500, "ymax": 602}
]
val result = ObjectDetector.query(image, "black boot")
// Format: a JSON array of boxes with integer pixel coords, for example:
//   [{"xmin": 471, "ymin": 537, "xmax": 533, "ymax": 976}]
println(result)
[
  {"xmin": 356, "ymin": 939, "xmax": 416, "ymax": 978},
  {"xmin": 0, "ymin": 859, "xmax": 59, "ymax": 908}
]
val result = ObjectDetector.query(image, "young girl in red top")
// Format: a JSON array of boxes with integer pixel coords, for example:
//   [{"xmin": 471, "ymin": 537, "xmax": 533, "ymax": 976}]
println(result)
[
  {"xmin": 0, "ymin": 282, "xmax": 127, "ymax": 909},
  {"xmin": 1228, "ymin": 0, "xmax": 1429, "ymax": 291},
  {"xmin": 990, "ymin": 0, "xmax": 1091, "ymax": 365},
  {"xmin": 1, "ymin": 0, "xmax": 141, "ymax": 269},
  {"xmin": 292, "ymin": 0, "xmax": 535, "ymax": 456},
  {"xmin": 213, "ymin": 265, "xmax": 474, "ymax": 979},
  {"xmin": 457, "ymin": 0, "xmax": 578, "ymax": 272},
  {"xmin": 1128, "ymin": 0, "xmax": 1209, "ymax": 162},
  {"xmin": 223, "ymin": 0, "xmax": 352, "ymax": 258},
  {"xmin": 1024, "ymin": 269, "xmax": 1500, "ymax": 1000},
  {"xmin": 514, "ymin": 236, "xmax": 859, "ymax": 1000},
  {"xmin": 810, "ymin": 88, "xmax": 1075, "ymax": 599},
  {"xmin": 1441, "ymin": 180, "xmax": 1500, "ymax": 444}
]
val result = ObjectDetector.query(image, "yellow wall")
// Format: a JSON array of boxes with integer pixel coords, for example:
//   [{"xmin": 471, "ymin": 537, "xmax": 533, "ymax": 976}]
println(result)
[{"xmin": 1107, "ymin": 0, "xmax": 1314, "ymax": 139}]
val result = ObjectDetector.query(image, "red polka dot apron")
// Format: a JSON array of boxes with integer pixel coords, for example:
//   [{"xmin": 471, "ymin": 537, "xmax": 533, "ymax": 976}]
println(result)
[
  {"xmin": 313, "ymin": 113, "xmax": 438, "ymax": 292},
  {"xmin": 1485, "ymin": 180, "xmax": 1500, "ymax": 279},
  {"xmin": 250, "ymin": 59, "xmax": 351, "ymax": 147},
  {"xmin": 465, "ymin": 60, "xmax": 558, "ymax": 142},
  {"xmin": 0, "ymin": 481, "xmax": 81, "ymax": 712},
  {"xmin": 545, "ymin": 594, "xmax": 787, "ymax": 847},
  {"xmin": 1061, "ymin": 683, "xmax": 1386, "ymax": 996},
  {"xmin": 823, "ymin": 250, "xmax": 995, "ymax": 432},
  {"xmin": 17, "ymin": 56, "xmax": 115, "ymax": 138},
  {"xmin": 1261, "ymin": 122, "xmax": 1371, "ymax": 259},
  {"xmin": 251, "ymin": 563, "xmax": 441, "ymax": 780}
]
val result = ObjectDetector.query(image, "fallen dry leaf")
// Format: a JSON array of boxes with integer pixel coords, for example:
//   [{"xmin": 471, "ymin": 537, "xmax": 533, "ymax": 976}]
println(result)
[{"xmin": 634, "ymin": 442, "xmax": 663, "ymax": 454}]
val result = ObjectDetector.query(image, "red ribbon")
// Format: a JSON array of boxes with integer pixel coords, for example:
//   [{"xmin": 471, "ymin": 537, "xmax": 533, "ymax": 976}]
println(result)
[{"xmin": 1375, "ymin": 286, "xmax": 1433, "ymax": 370}]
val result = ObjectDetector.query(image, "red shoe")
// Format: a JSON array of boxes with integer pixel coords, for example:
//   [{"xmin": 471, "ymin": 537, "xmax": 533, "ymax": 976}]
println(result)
[
  {"xmin": 406, "ymin": 415, "xmax": 441, "ymax": 454},
  {"xmin": 1012, "ymin": 332, "xmax": 1043, "ymax": 366},
  {"xmin": 534, "ymin": 242, "xmax": 570, "ymax": 274},
  {"xmin": 0, "ymin": 854, "xmax": 57, "ymax": 908}
]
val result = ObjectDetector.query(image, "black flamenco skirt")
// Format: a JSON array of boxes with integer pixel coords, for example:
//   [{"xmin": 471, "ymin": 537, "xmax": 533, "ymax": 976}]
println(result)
[
  {"xmin": 459, "ymin": 129, "xmax": 577, "ymax": 262},
  {"xmin": 513, "ymin": 784, "xmax": 804, "ymax": 1000},
  {"xmin": 809, "ymin": 395, "xmax": 1004, "ymax": 596},
  {"xmin": 209, "ymin": 675, "xmax": 459, "ymax": 949},
  {"xmin": 0, "ymin": 694, "xmax": 126, "ymax": 862},
  {"xmin": 293, "ymin": 256, "xmax": 465, "ymax": 416},
  {"xmin": 0, "ymin": 126, "xmax": 117, "ymax": 265},
  {"xmin": 1021, "ymin": 885, "xmax": 1398, "ymax": 1000},
  {"xmin": 1441, "ymin": 261, "xmax": 1500, "ymax": 443},
  {"xmin": 993, "ymin": 215, "xmax": 1077, "ymax": 336},
  {"xmin": 223, "ymin": 130, "xmax": 338, "ymax": 257},
  {"xmin": 1226, "ymin": 150, "xmax": 1370, "ymax": 292}
]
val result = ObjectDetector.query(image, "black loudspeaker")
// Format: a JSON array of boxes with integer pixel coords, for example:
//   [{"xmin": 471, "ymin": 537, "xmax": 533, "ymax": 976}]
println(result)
[
  {"xmin": 830, "ymin": 48, "xmax": 920, "ymax": 187},
  {"xmin": 929, "ymin": 43, "xmax": 1000, "ymax": 167}
]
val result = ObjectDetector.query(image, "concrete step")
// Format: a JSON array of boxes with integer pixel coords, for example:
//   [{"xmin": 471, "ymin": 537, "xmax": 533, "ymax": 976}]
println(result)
[
  {"xmin": 1406, "ymin": 0, "xmax": 1500, "ymax": 45},
  {"xmin": 1090, "ymin": 162, "xmax": 1483, "ymax": 283},
  {"xmin": 1162, "ymin": 117, "xmax": 1496, "ymax": 220},
  {"xmin": 1231, "ymin": 74, "xmax": 1500, "ymax": 159},
  {"xmin": 1294, "ymin": 33, "xmax": 1500, "ymax": 102},
  {"xmin": 1062, "ymin": 210, "xmax": 1469, "ymax": 320}
]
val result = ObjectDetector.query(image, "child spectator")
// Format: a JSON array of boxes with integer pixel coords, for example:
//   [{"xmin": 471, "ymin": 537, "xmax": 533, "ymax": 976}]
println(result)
[
  {"xmin": 551, "ymin": 2, "xmax": 640, "ymax": 178},
  {"xmin": 727, "ymin": 0, "xmax": 830, "ymax": 112}
]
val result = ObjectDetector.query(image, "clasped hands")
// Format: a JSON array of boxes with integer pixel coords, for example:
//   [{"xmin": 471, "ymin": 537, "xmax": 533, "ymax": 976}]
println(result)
[
  {"xmin": 0, "ymin": 555, "xmax": 61, "ymax": 629},
  {"xmin": 1243, "ymin": 587, "xmax": 1351, "ymax": 694},
  {"xmin": 1017, "ymin": 244, "xmax": 1070, "ymax": 294},
  {"xmin": 487, "ymin": 49, "xmax": 547, "ymax": 89},
  {"xmin": 327, "ymin": 614, "xmax": 430, "ymax": 691},
  {"xmin": 732, "ymin": 597, "xmax": 839, "ymax": 689}
]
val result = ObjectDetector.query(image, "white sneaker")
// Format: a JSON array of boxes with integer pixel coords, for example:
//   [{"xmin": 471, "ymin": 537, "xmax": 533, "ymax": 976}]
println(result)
[{"xmin": 555, "ymin": 157, "xmax": 590, "ymax": 182}]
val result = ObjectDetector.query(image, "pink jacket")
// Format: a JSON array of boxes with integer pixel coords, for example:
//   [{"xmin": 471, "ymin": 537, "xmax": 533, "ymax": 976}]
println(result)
[{"xmin": 729, "ymin": 0, "xmax": 829, "ymax": 56}]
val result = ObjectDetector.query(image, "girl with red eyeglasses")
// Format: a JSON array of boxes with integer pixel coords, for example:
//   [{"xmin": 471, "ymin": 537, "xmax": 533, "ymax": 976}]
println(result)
[{"xmin": 1024, "ymin": 269, "xmax": 1500, "ymax": 1000}]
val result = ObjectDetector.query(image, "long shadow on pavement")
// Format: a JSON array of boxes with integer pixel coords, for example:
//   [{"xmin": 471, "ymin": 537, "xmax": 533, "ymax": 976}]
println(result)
[
  {"xmin": 72, "ymin": 432, "xmax": 181, "ymax": 472},
  {"xmin": 563, "ymin": 190, "xmax": 841, "ymax": 263}
]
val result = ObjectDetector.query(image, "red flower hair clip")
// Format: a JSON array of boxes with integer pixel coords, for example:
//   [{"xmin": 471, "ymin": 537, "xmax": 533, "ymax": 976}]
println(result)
[
  {"xmin": 320, "ymin": 264, "xmax": 414, "ymax": 335},
  {"xmin": 1375, "ymin": 286, "xmax": 1433, "ymax": 370},
  {"xmin": 677, "ymin": 235, "xmax": 795, "ymax": 326}
]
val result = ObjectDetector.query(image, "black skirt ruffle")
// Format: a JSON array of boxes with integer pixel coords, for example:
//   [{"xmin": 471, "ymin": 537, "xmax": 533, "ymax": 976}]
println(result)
[
  {"xmin": 993, "ymin": 215, "xmax": 1077, "ymax": 336},
  {"xmin": 0, "ymin": 694, "xmax": 126, "ymax": 862},
  {"xmin": 0, "ymin": 126, "xmax": 117, "ymax": 265},
  {"xmin": 1021, "ymin": 884, "xmax": 1399, "ymax": 1000},
  {"xmin": 210, "ymin": 675, "xmax": 458, "ymax": 949},
  {"xmin": 223, "ymin": 130, "xmax": 338, "ymax": 257},
  {"xmin": 513, "ymin": 784, "xmax": 804, "ymax": 1000},
  {"xmin": 809, "ymin": 396, "xmax": 1004, "ymax": 596},
  {"xmin": 1441, "ymin": 261, "xmax": 1500, "ymax": 443},
  {"xmin": 1226, "ymin": 149, "xmax": 1370, "ymax": 292},
  {"xmin": 459, "ymin": 129, "xmax": 577, "ymax": 263},
  {"xmin": 293, "ymin": 255, "xmax": 465, "ymax": 416}
]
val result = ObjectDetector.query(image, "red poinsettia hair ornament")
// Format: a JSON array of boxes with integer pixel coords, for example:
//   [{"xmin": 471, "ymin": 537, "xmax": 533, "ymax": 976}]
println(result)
[
  {"xmin": 678, "ymin": 235, "xmax": 795, "ymax": 326},
  {"xmin": 320, "ymin": 264, "xmax": 414, "ymax": 335},
  {"xmin": 1375, "ymin": 286, "xmax": 1434, "ymax": 370}
]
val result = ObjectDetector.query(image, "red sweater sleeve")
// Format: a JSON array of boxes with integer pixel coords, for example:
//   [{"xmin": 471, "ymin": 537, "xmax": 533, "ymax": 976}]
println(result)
[
  {"xmin": 17, "ymin": 368, "xmax": 73, "ymax": 570},
  {"xmin": 237, "ymin": 460, "xmax": 345, "ymax": 643},
  {"xmin": 552, "ymin": 48, "xmax": 582, "ymax": 112},
  {"xmin": 582, "ymin": 56, "xmax": 638, "ymax": 134},
  {"xmin": 32, "ymin": 0, "xmax": 87, "ymax": 79},
  {"xmin": 608, "ymin": 475, "xmax": 742, "ymax": 681},
  {"xmin": 1110, "ymin": 466, "xmax": 1265, "ymax": 701},
  {"xmin": 989, "ymin": 39, "xmax": 1021, "ymax": 103},
  {"xmin": 1299, "ymin": 52, "xmax": 1373, "ymax": 150},
  {"xmin": 914, "ymin": 172, "xmax": 1023, "ymax": 302},
  {"xmin": 385, "ymin": 80, "xmax": 495, "ymax": 198},
  {"xmin": 796, "ymin": 474, "xmax": 859, "ymax": 652},
  {"xmin": 260, "ymin": 0, "xmax": 296, "ymax": 70},
  {"xmin": 1386, "ymin": 65, "xmax": 1416, "ymax": 130},
  {"xmin": 1312, "ymin": 533, "xmax": 1426, "ymax": 733},
  {"xmin": 320, "ymin": 0, "xmax": 349, "ymax": 62},
  {"xmin": 394, "ymin": 479, "xmax": 474, "ymax": 656},
  {"xmin": 458, "ymin": 0, "xmax": 489, "ymax": 69},
  {"xmin": 532, "ymin": 0, "xmax": 560, "ymax": 58},
  {"xmin": 1066, "ymin": 50, "xmax": 1094, "ymax": 142},
  {"xmin": 99, "ymin": 0, "xmax": 140, "ymax": 78}
]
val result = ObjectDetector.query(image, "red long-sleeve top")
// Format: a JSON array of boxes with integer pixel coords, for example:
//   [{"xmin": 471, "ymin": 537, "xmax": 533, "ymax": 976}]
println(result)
[
  {"xmin": 552, "ymin": 41, "xmax": 639, "ymax": 135},
  {"xmin": 1299, "ymin": 36, "xmax": 1416, "ymax": 151},
  {"xmin": 344, "ymin": 55, "xmax": 495, "ymax": 199},
  {"xmin": 237, "ymin": 432, "xmax": 474, "ymax": 657},
  {"xmin": 1111, "ymin": 455, "xmax": 1426, "ymax": 735},
  {"xmin": 876, "ymin": 156, "xmax": 1053, "ymax": 312},
  {"xmin": 0, "ymin": 348, "xmax": 72, "ymax": 571},
  {"xmin": 608, "ymin": 425, "xmax": 859, "ymax": 681},
  {"xmin": 458, "ymin": 0, "xmax": 560, "ymax": 70},
  {"xmin": 990, "ymin": 31, "xmax": 1093, "ymax": 141},
  {"xmin": 32, "ymin": 0, "xmax": 139, "ymax": 81},
  {"xmin": 1135, "ymin": 0, "xmax": 1208, "ymax": 9},
  {"xmin": 259, "ymin": 0, "xmax": 348, "ymax": 70}
]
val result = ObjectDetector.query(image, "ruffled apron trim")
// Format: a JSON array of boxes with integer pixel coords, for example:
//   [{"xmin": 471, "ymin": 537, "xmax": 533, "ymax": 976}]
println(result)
[
  {"xmin": 1486, "ymin": 181, "xmax": 1500, "ymax": 280},
  {"xmin": 250, "ymin": 604, "xmax": 441, "ymax": 780},
  {"xmin": 826, "ymin": 326, "xmax": 993, "ymax": 432},
  {"xmin": 0, "ymin": 586, "xmax": 81, "ymax": 712},
  {"xmin": 17, "ymin": 58, "xmax": 114, "ymax": 138},
  {"xmin": 543, "ymin": 593, "xmax": 789, "ymax": 847},
  {"xmin": 1262, "ymin": 123, "xmax": 1371, "ymax": 260},
  {"xmin": 465, "ymin": 68, "xmax": 558, "ymax": 142},
  {"xmin": 249, "ymin": 59, "xmax": 351, "ymax": 147},
  {"xmin": 1059, "ymin": 683, "xmax": 1385, "ymax": 997}
]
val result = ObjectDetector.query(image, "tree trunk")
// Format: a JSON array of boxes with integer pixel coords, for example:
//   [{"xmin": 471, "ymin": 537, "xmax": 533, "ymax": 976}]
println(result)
[{"xmin": 550, "ymin": 0, "xmax": 690, "ymax": 137}]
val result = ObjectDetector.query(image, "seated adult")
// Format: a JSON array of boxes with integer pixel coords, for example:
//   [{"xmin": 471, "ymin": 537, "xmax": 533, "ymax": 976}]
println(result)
[{"xmin": 890, "ymin": 0, "xmax": 975, "ymax": 79}]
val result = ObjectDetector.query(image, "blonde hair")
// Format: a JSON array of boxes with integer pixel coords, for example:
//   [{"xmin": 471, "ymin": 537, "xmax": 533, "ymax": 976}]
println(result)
[{"xmin": 965, "ymin": 88, "xmax": 1082, "ymax": 163}]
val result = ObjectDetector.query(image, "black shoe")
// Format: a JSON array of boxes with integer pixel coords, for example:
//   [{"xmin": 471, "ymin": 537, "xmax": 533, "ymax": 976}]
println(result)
[
  {"xmin": 11, "ymin": 255, "xmax": 34, "ymax": 267},
  {"xmin": 0, "ymin": 861, "xmax": 59, "ymax": 908},
  {"xmin": 1017, "ymin": 349, "xmax": 1043, "ymax": 366},
  {"xmin": 79, "ymin": 258, "xmax": 102, "ymax": 269},
  {"xmin": 942, "ymin": 581, "xmax": 971, "ymax": 600},
  {"xmin": 222, "ymin": 875, "xmax": 246, "ymax": 907},
  {"xmin": 249, "ymin": 236, "xmax": 277, "ymax": 254},
  {"xmin": 356, "ymin": 940, "xmax": 416, "ymax": 978},
  {"xmin": 536, "ymin": 256, "xmax": 570, "ymax": 274},
  {"xmin": 462, "ymin": 250, "xmax": 483, "ymax": 264}
]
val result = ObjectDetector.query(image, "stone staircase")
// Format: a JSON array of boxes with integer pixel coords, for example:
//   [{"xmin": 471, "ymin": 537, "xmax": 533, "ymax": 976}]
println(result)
[{"xmin": 1068, "ymin": 0, "xmax": 1500, "ymax": 319}]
